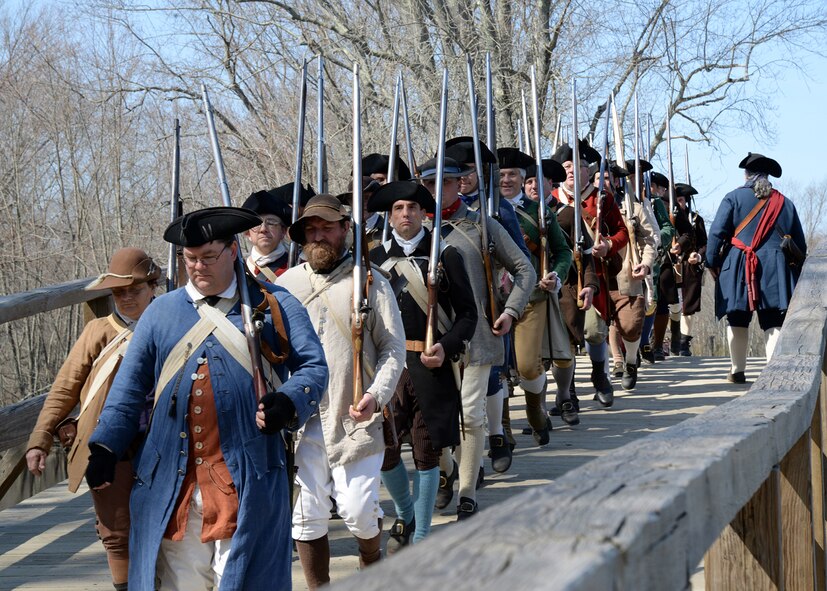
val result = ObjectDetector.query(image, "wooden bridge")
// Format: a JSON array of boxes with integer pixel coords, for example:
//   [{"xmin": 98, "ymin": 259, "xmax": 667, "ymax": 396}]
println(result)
[{"xmin": 1, "ymin": 244, "xmax": 825, "ymax": 590}]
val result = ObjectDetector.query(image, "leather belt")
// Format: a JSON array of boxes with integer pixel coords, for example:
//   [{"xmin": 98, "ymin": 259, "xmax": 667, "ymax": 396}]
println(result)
[{"xmin": 406, "ymin": 339, "xmax": 426, "ymax": 352}]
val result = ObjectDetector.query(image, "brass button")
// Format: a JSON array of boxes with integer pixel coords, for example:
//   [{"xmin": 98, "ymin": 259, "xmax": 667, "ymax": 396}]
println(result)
[
  {"xmin": 195, "ymin": 389, "xmax": 203, "ymax": 397},
  {"xmin": 194, "ymin": 426, "xmax": 203, "ymax": 434},
  {"xmin": 195, "ymin": 458, "xmax": 203, "ymax": 465},
  {"xmin": 179, "ymin": 432, "xmax": 187, "ymax": 439},
  {"xmin": 194, "ymin": 406, "xmax": 202, "ymax": 415},
  {"xmin": 197, "ymin": 373, "xmax": 205, "ymax": 380},
  {"xmin": 195, "ymin": 442, "xmax": 204, "ymax": 450}
]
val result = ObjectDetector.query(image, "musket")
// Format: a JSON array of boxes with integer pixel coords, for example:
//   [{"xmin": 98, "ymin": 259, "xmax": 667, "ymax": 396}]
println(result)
[
  {"xmin": 351, "ymin": 63, "xmax": 372, "ymax": 407},
  {"xmin": 316, "ymin": 55, "xmax": 328, "ymax": 194},
  {"xmin": 425, "ymin": 68, "xmax": 449, "ymax": 352},
  {"xmin": 645, "ymin": 115, "xmax": 653, "ymax": 202},
  {"xmin": 596, "ymin": 94, "xmax": 612, "ymax": 261},
  {"xmin": 202, "ymin": 85, "xmax": 267, "ymax": 403},
  {"xmin": 665, "ymin": 103, "xmax": 683, "ymax": 284},
  {"xmin": 520, "ymin": 89, "xmax": 532, "ymax": 156},
  {"xmin": 288, "ymin": 61, "xmax": 309, "ymax": 268},
  {"xmin": 530, "ymin": 65, "xmax": 549, "ymax": 279},
  {"xmin": 485, "ymin": 53, "xmax": 500, "ymax": 217},
  {"xmin": 400, "ymin": 73, "xmax": 417, "ymax": 176},
  {"xmin": 382, "ymin": 74, "xmax": 402, "ymax": 242},
  {"xmin": 571, "ymin": 79, "xmax": 585, "ymax": 308},
  {"xmin": 466, "ymin": 56, "xmax": 499, "ymax": 328},
  {"xmin": 516, "ymin": 119, "xmax": 524, "ymax": 153},
  {"xmin": 166, "ymin": 118, "xmax": 182, "ymax": 293},
  {"xmin": 613, "ymin": 93, "xmax": 640, "ymax": 269},
  {"xmin": 685, "ymin": 144, "xmax": 691, "ymax": 185},
  {"xmin": 551, "ymin": 114, "xmax": 562, "ymax": 153}
]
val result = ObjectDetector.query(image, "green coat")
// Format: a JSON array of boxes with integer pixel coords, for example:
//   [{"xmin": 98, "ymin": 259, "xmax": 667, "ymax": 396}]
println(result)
[
  {"xmin": 651, "ymin": 196, "xmax": 675, "ymax": 299},
  {"xmin": 511, "ymin": 196, "xmax": 572, "ymax": 302}
]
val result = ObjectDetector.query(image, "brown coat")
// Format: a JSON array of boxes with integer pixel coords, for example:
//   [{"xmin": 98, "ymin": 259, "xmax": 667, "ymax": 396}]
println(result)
[{"xmin": 27, "ymin": 314, "xmax": 132, "ymax": 491}]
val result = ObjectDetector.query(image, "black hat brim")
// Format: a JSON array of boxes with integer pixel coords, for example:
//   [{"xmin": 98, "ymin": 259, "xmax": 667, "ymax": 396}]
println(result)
[
  {"xmin": 164, "ymin": 207, "xmax": 262, "ymax": 247},
  {"xmin": 367, "ymin": 181, "xmax": 436, "ymax": 213},
  {"xmin": 739, "ymin": 152, "xmax": 782, "ymax": 177}
]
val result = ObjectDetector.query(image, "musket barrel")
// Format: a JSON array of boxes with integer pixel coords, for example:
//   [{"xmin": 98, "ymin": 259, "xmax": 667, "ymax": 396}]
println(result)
[
  {"xmin": 521, "ymin": 89, "xmax": 532, "ymax": 156},
  {"xmin": 665, "ymin": 105, "xmax": 676, "ymax": 219},
  {"xmin": 530, "ymin": 66, "xmax": 548, "ymax": 277},
  {"xmin": 289, "ymin": 62, "xmax": 309, "ymax": 268},
  {"xmin": 571, "ymin": 80, "xmax": 582, "ymax": 249},
  {"xmin": 485, "ymin": 53, "xmax": 499, "ymax": 216},
  {"xmin": 352, "ymin": 63, "xmax": 365, "ymax": 406},
  {"xmin": 167, "ymin": 118, "xmax": 181, "ymax": 293},
  {"xmin": 382, "ymin": 75, "xmax": 402, "ymax": 243},
  {"xmin": 400, "ymin": 74, "xmax": 417, "ymax": 176},
  {"xmin": 316, "ymin": 55, "xmax": 327, "ymax": 194}
]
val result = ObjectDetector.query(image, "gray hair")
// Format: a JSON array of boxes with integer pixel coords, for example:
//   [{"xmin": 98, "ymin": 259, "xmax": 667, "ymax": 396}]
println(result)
[{"xmin": 745, "ymin": 171, "xmax": 773, "ymax": 199}]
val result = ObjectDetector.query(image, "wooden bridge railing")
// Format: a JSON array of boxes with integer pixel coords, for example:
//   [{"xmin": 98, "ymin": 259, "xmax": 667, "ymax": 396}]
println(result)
[
  {"xmin": 0, "ymin": 276, "xmax": 112, "ymax": 509},
  {"xmin": 336, "ymin": 242, "xmax": 827, "ymax": 590}
]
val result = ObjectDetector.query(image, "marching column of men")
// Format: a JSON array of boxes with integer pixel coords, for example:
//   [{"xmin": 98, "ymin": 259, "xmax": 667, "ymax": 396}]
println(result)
[{"xmin": 28, "ymin": 114, "xmax": 800, "ymax": 589}]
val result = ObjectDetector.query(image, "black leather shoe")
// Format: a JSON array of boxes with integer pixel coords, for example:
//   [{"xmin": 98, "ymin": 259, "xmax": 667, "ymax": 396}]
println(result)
[
  {"xmin": 591, "ymin": 366, "xmax": 614, "ymax": 407},
  {"xmin": 621, "ymin": 364, "xmax": 638, "ymax": 391},
  {"xmin": 654, "ymin": 348, "xmax": 665, "ymax": 361},
  {"xmin": 456, "ymin": 497, "xmax": 478, "ymax": 521},
  {"xmin": 386, "ymin": 516, "xmax": 415, "ymax": 555},
  {"xmin": 641, "ymin": 345, "xmax": 655, "ymax": 364},
  {"xmin": 489, "ymin": 435, "xmax": 512, "ymax": 473},
  {"xmin": 560, "ymin": 401, "xmax": 580, "ymax": 426},
  {"xmin": 727, "ymin": 371, "xmax": 747, "ymax": 384},
  {"xmin": 532, "ymin": 416, "xmax": 552, "ymax": 446},
  {"xmin": 435, "ymin": 460, "xmax": 458, "ymax": 509}
]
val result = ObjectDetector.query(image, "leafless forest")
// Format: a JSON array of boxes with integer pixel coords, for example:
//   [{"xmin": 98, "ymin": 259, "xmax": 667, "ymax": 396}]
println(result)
[{"xmin": 1, "ymin": 0, "xmax": 825, "ymax": 405}]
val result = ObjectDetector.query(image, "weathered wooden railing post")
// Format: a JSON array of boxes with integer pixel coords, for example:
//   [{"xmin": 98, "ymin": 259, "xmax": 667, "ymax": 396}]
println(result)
[{"xmin": 812, "ymin": 358, "xmax": 827, "ymax": 589}]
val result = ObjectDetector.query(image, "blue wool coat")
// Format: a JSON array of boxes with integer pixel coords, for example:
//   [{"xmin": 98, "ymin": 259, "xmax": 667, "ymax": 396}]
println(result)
[
  {"xmin": 90, "ymin": 283, "xmax": 327, "ymax": 590},
  {"xmin": 706, "ymin": 185, "xmax": 806, "ymax": 319}
]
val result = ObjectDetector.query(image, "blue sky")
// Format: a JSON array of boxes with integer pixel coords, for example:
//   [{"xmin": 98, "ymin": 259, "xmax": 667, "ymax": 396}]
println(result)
[{"xmin": 685, "ymin": 54, "xmax": 827, "ymax": 223}]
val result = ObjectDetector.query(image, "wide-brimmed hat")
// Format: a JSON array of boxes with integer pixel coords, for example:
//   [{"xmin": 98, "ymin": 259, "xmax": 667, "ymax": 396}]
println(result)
[
  {"xmin": 86, "ymin": 247, "xmax": 161, "ymax": 291},
  {"xmin": 649, "ymin": 171, "xmax": 670, "ymax": 189},
  {"xmin": 497, "ymin": 148, "xmax": 535, "ymax": 170},
  {"xmin": 624, "ymin": 159, "xmax": 653, "ymax": 175},
  {"xmin": 675, "ymin": 183, "xmax": 698, "ymax": 197},
  {"xmin": 362, "ymin": 152, "xmax": 412, "ymax": 181},
  {"xmin": 287, "ymin": 194, "xmax": 349, "ymax": 243},
  {"xmin": 241, "ymin": 189, "xmax": 292, "ymax": 226},
  {"xmin": 164, "ymin": 206, "xmax": 262, "ymax": 247},
  {"xmin": 444, "ymin": 137, "xmax": 497, "ymax": 164},
  {"xmin": 416, "ymin": 156, "xmax": 472, "ymax": 180},
  {"xmin": 367, "ymin": 181, "xmax": 436, "ymax": 213},
  {"xmin": 739, "ymin": 152, "xmax": 782, "ymax": 178},
  {"xmin": 525, "ymin": 158, "xmax": 567, "ymax": 183},
  {"xmin": 552, "ymin": 139, "xmax": 601, "ymax": 165}
]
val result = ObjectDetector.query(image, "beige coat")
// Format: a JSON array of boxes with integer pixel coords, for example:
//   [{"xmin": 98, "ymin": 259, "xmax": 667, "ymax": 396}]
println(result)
[
  {"xmin": 616, "ymin": 200, "xmax": 658, "ymax": 297},
  {"xmin": 27, "ymin": 314, "xmax": 132, "ymax": 492},
  {"xmin": 277, "ymin": 258, "xmax": 405, "ymax": 468}
]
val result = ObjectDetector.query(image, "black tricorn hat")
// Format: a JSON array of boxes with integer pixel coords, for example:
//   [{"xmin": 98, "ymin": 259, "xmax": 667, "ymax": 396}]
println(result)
[
  {"xmin": 649, "ymin": 171, "xmax": 670, "ymax": 189},
  {"xmin": 445, "ymin": 136, "xmax": 497, "ymax": 164},
  {"xmin": 552, "ymin": 139, "xmax": 601, "ymax": 165},
  {"xmin": 624, "ymin": 159, "xmax": 653, "ymax": 174},
  {"xmin": 611, "ymin": 163, "xmax": 629, "ymax": 178},
  {"xmin": 164, "ymin": 207, "xmax": 262, "ymax": 247},
  {"xmin": 336, "ymin": 177, "xmax": 382, "ymax": 207},
  {"xmin": 674, "ymin": 182, "xmax": 698, "ymax": 197},
  {"xmin": 241, "ymin": 189, "xmax": 292, "ymax": 225},
  {"xmin": 416, "ymin": 156, "xmax": 472, "ymax": 179},
  {"xmin": 497, "ymin": 147, "xmax": 535, "ymax": 170},
  {"xmin": 739, "ymin": 152, "xmax": 782, "ymax": 178},
  {"xmin": 525, "ymin": 158, "xmax": 567, "ymax": 183},
  {"xmin": 269, "ymin": 182, "xmax": 317, "ymax": 207},
  {"xmin": 367, "ymin": 181, "xmax": 436, "ymax": 213},
  {"xmin": 362, "ymin": 152, "xmax": 412, "ymax": 181}
]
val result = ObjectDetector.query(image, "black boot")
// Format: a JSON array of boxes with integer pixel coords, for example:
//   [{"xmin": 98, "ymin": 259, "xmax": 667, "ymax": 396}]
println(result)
[
  {"xmin": 621, "ymin": 364, "xmax": 638, "ymax": 391},
  {"xmin": 591, "ymin": 363, "xmax": 614, "ymax": 407},
  {"xmin": 680, "ymin": 335, "xmax": 693, "ymax": 356},
  {"xmin": 669, "ymin": 319, "xmax": 682, "ymax": 356}
]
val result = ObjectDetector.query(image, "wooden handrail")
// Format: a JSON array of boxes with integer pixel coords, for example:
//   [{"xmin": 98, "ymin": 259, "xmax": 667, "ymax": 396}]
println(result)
[
  {"xmin": 0, "ymin": 275, "xmax": 105, "ymax": 325},
  {"xmin": 332, "ymin": 243, "xmax": 827, "ymax": 590}
]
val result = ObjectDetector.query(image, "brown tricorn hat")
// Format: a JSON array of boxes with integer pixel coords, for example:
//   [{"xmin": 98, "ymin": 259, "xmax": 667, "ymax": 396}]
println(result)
[{"xmin": 86, "ymin": 247, "xmax": 161, "ymax": 291}]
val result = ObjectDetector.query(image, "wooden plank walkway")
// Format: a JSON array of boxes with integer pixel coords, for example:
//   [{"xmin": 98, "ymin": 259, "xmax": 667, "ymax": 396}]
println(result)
[{"xmin": 0, "ymin": 355, "xmax": 764, "ymax": 590}]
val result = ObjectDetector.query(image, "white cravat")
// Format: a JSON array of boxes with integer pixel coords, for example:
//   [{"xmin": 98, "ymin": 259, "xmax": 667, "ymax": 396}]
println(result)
[
  {"xmin": 251, "ymin": 243, "xmax": 286, "ymax": 267},
  {"xmin": 392, "ymin": 227, "xmax": 426, "ymax": 256}
]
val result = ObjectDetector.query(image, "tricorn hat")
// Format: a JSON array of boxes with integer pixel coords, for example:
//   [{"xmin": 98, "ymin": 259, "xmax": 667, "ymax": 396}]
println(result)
[
  {"xmin": 497, "ymin": 147, "xmax": 535, "ymax": 170},
  {"xmin": 241, "ymin": 189, "xmax": 292, "ymax": 225},
  {"xmin": 649, "ymin": 171, "xmax": 670, "ymax": 189},
  {"xmin": 288, "ymin": 194, "xmax": 349, "ymax": 244},
  {"xmin": 416, "ymin": 156, "xmax": 472, "ymax": 180},
  {"xmin": 445, "ymin": 136, "xmax": 497, "ymax": 164},
  {"xmin": 367, "ymin": 181, "xmax": 436, "ymax": 213},
  {"xmin": 552, "ymin": 139, "xmax": 601, "ymax": 165},
  {"xmin": 624, "ymin": 159, "xmax": 653, "ymax": 174},
  {"xmin": 164, "ymin": 206, "xmax": 261, "ymax": 248},
  {"xmin": 674, "ymin": 182, "xmax": 698, "ymax": 197},
  {"xmin": 268, "ymin": 182, "xmax": 317, "ymax": 208},
  {"xmin": 86, "ymin": 247, "xmax": 161, "ymax": 291},
  {"xmin": 739, "ymin": 152, "xmax": 782, "ymax": 178},
  {"xmin": 525, "ymin": 158, "xmax": 567, "ymax": 183},
  {"xmin": 336, "ymin": 177, "xmax": 382, "ymax": 208},
  {"xmin": 362, "ymin": 151, "xmax": 412, "ymax": 181}
]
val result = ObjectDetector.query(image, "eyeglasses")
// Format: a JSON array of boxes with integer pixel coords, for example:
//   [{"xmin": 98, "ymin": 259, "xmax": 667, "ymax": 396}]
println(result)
[
  {"xmin": 251, "ymin": 219, "xmax": 283, "ymax": 231},
  {"xmin": 183, "ymin": 246, "xmax": 228, "ymax": 267}
]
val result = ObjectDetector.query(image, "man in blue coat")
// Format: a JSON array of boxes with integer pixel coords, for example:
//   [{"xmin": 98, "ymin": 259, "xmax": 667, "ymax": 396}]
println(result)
[
  {"xmin": 87, "ymin": 206, "xmax": 328, "ymax": 590},
  {"xmin": 706, "ymin": 153, "xmax": 806, "ymax": 383}
]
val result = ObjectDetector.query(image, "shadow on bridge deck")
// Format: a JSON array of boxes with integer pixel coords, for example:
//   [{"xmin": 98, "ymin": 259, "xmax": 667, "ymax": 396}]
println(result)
[{"xmin": 0, "ymin": 355, "xmax": 764, "ymax": 590}]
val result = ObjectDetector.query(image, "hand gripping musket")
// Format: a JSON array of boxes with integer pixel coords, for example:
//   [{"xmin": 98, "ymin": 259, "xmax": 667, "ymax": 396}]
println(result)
[
  {"xmin": 466, "ymin": 56, "xmax": 499, "ymax": 329},
  {"xmin": 350, "ymin": 64, "xmax": 374, "ymax": 408},
  {"xmin": 201, "ymin": 85, "xmax": 268, "ymax": 403},
  {"xmin": 316, "ymin": 55, "xmax": 328, "ymax": 195},
  {"xmin": 288, "ymin": 61, "xmax": 309, "ymax": 268},
  {"xmin": 571, "ymin": 80, "xmax": 585, "ymax": 308},
  {"xmin": 166, "ymin": 117, "xmax": 182, "ymax": 293},
  {"xmin": 485, "ymin": 53, "xmax": 500, "ymax": 217},
  {"xmin": 425, "ymin": 68, "xmax": 450, "ymax": 352},
  {"xmin": 381, "ymin": 74, "xmax": 403, "ymax": 243},
  {"xmin": 665, "ymin": 104, "xmax": 683, "ymax": 284}
]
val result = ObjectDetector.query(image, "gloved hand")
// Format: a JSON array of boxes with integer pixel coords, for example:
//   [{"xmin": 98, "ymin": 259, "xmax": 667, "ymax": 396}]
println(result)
[
  {"xmin": 257, "ymin": 391, "xmax": 296, "ymax": 434},
  {"xmin": 86, "ymin": 443, "xmax": 117, "ymax": 489}
]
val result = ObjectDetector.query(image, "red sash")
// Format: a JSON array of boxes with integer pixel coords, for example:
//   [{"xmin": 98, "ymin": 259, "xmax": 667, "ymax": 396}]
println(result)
[{"xmin": 731, "ymin": 190, "xmax": 784, "ymax": 311}]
